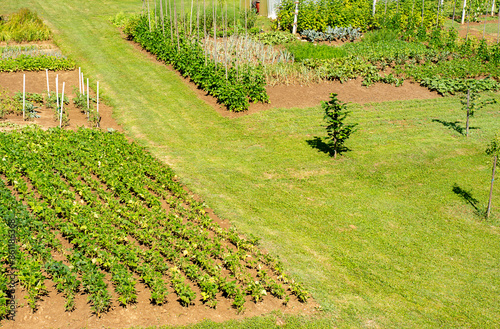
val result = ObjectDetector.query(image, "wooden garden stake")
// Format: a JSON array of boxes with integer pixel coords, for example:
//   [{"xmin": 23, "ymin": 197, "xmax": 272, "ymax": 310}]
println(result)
[
  {"xmin": 78, "ymin": 67, "xmax": 81, "ymax": 93},
  {"xmin": 97, "ymin": 81, "xmax": 99, "ymax": 114},
  {"xmin": 148, "ymin": 0, "xmax": 151, "ymax": 31},
  {"xmin": 492, "ymin": 0, "xmax": 496, "ymax": 15},
  {"xmin": 46, "ymin": 69, "xmax": 50, "ymax": 96},
  {"xmin": 60, "ymin": 82, "xmax": 65, "ymax": 128},
  {"xmin": 169, "ymin": 0, "xmax": 174, "ymax": 42},
  {"xmin": 372, "ymin": 0, "xmax": 377, "ymax": 16},
  {"xmin": 174, "ymin": 0, "xmax": 180, "ymax": 50},
  {"xmin": 87, "ymin": 78, "xmax": 90, "ymax": 111},
  {"xmin": 487, "ymin": 155, "xmax": 497, "ymax": 218},
  {"xmin": 190, "ymin": 0, "xmax": 194, "ymax": 36},
  {"xmin": 160, "ymin": 0, "xmax": 165, "ymax": 35},
  {"xmin": 56, "ymin": 74, "xmax": 59, "ymax": 110},
  {"xmin": 421, "ymin": 0, "xmax": 425, "ymax": 26},
  {"xmin": 82, "ymin": 73, "xmax": 85, "ymax": 95},
  {"xmin": 22, "ymin": 74, "xmax": 25, "ymax": 120}
]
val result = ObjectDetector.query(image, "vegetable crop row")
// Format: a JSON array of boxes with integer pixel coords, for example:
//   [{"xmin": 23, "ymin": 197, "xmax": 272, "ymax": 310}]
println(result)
[{"xmin": 0, "ymin": 127, "xmax": 309, "ymax": 316}]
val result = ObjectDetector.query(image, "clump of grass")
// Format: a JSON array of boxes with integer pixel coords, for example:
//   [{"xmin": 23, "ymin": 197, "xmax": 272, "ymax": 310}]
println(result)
[
  {"xmin": 0, "ymin": 8, "xmax": 52, "ymax": 42},
  {"xmin": 285, "ymin": 42, "xmax": 347, "ymax": 62}
]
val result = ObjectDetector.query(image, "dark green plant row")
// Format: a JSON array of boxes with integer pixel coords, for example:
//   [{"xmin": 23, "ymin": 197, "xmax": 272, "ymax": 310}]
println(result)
[
  {"xmin": 0, "ymin": 54, "xmax": 76, "ymax": 72},
  {"xmin": 126, "ymin": 16, "xmax": 269, "ymax": 112},
  {"xmin": 0, "ymin": 127, "xmax": 308, "ymax": 316}
]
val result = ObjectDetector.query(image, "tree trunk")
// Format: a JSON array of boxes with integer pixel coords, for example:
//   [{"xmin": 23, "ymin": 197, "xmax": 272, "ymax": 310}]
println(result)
[{"xmin": 487, "ymin": 155, "xmax": 497, "ymax": 218}]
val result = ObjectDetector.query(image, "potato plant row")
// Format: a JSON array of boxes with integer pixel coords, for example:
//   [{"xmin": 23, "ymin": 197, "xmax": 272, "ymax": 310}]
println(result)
[{"xmin": 0, "ymin": 127, "xmax": 308, "ymax": 317}]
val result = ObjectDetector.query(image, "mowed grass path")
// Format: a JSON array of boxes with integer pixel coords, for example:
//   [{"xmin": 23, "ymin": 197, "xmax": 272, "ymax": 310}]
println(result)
[{"xmin": 3, "ymin": 1, "xmax": 500, "ymax": 327}]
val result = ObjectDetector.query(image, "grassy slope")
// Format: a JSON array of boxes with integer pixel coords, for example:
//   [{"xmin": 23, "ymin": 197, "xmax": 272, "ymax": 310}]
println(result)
[{"xmin": 2, "ymin": 1, "xmax": 500, "ymax": 327}]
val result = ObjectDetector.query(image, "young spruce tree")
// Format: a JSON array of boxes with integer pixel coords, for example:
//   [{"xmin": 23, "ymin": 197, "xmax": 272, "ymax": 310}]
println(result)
[{"xmin": 323, "ymin": 93, "xmax": 357, "ymax": 158}]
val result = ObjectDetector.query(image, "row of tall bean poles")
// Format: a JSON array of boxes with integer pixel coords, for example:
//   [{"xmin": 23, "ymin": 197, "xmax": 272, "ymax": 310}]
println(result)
[
  {"xmin": 142, "ymin": 0, "xmax": 262, "ymax": 82},
  {"xmin": 372, "ymin": 0, "xmax": 500, "ymax": 43}
]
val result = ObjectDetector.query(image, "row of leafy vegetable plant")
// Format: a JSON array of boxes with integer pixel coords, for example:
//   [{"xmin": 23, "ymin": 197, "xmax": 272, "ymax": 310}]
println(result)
[
  {"xmin": 0, "ymin": 45, "xmax": 75, "ymax": 72},
  {"xmin": 123, "ymin": 8, "xmax": 269, "ymax": 112},
  {"xmin": 0, "ymin": 127, "xmax": 308, "ymax": 318}
]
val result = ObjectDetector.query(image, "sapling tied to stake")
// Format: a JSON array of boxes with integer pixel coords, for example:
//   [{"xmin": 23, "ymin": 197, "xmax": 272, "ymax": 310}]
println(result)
[
  {"xmin": 323, "ymin": 93, "xmax": 357, "ymax": 158},
  {"xmin": 486, "ymin": 134, "xmax": 500, "ymax": 218},
  {"xmin": 460, "ymin": 82, "xmax": 496, "ymax": 137}
]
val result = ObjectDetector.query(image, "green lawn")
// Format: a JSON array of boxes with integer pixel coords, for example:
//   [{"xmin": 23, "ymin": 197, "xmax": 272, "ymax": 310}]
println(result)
[{"xmin": 2, "ymin": 1, "xmax": 500, "ymax": 328}]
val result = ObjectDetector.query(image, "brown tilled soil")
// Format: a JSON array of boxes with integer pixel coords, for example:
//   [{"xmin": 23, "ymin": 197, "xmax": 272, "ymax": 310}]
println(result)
[{"xmin": 0, "ymin": 70, "xmax": 121, "ymax": 132}]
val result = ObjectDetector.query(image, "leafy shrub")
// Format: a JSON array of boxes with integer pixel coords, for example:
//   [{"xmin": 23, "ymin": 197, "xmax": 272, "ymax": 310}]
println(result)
[{"xmin": 0, "ymin": 8, "xmax": 51, "ymax": 42}]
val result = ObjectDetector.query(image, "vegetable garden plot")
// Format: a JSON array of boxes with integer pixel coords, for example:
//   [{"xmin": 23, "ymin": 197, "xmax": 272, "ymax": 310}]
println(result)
[{"xmin": 0, "ymin": 127, "xmax": 309, "ymax": 323}]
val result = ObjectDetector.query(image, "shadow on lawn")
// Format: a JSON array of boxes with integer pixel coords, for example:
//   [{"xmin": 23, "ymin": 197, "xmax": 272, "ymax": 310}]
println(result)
[
  {"xmin": 432, "ymin": 119, "xmax": 478, "ymax": 136},
  {"xmin": 306, "ymin": 137, "xmax": 350, "ymax": 157},
  {"xmin": 452, "ymin": 183, "xmax": 482, "ymax": 214}
]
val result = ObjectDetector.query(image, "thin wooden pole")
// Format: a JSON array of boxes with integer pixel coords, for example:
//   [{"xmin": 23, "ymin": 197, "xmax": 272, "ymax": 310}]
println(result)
[
  {"xmin": 81, "ymin": 73, "xmax": 85, "ymax": 95},
  {"xmin": 169, "ymin": 0, "xmax": 174, "ymax": 42},
  {"xmin": 46, "ymin": 69, "xmax": 49, "ymax": 97},
  {"xmin": 498, "ymin": 6, "xmax": 500, "ymax": 43},
  {"xmin": 87, "ymin": 78, "xmax": 89, "ymax": 111},
  {"xmin": 160, "ymin": 0, "xmax": 165, "ymax": 35},
  {"xmin": 60, "ymin": 82, "xmax": 65, "ymax": 127},
  {"xmin": 487, "ymin": 155, "xmax": 497, "ymax": 218},
  {"xmin": 97, "ymin": 81, "xmax": 99, "ymax": 115},
  {"xmin": 78, "ymin": 67, "xmax": 81, "ymax": 93},
  {"xmin": 148, "ymin": 0, "xmax": 151, "ymax": 31},
  {"xmin": 56, "ymin": 74, "xmax": 59, "ymax": 110},
  {"xmin": 22, "ymin": 74, "xmax": 25, "ymax": 120},
  {"xmin": 436, "ymin": 0, "xmax": 441, "ymax": 26},
  {"xmin": 190, "ymin": 0, "xmax": 194, "ymax": 36},
  {"xmin": 174, "ymin": 0, "xmax": 180, "ymax": 50}
]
